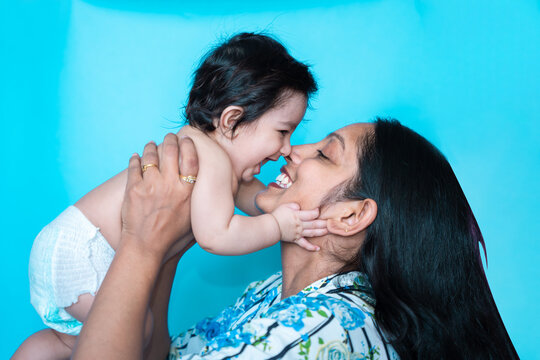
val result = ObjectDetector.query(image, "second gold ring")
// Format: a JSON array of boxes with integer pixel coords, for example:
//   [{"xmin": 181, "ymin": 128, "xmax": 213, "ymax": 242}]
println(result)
[
  {"xmin": 180, "ymin": 175, "xmax": 197, "ymax": 184},
  {"xmin": 142, "ymin": 163, "xmax": 158, "ymax": 173}
]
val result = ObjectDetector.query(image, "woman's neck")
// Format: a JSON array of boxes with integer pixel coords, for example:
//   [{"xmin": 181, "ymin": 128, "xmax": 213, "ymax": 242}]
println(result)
[{"xmin": 280, "ymin": 242, "xmax": 342, "ymax": 299}]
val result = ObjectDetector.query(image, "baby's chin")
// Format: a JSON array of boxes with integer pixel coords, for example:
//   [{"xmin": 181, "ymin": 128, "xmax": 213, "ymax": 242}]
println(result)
[
  {"xmin": 240, "ymin": 167, "xmax": 260, "ymax": 183},
  {"xmin": 240, "ymin": 173, "xmax": 255, "ymax": 183}
]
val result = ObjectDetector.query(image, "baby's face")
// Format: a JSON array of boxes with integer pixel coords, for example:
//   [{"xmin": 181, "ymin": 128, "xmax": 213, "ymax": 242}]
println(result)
[{"xmin": 229, "ymin": 92, "xmax": 307, "ymax": 182}]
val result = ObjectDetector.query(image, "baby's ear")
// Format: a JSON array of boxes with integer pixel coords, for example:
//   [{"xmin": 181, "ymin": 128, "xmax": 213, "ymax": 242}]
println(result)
[{"xmin": 217, "ymin": 106, "xmax": 244, "ymax": 138}]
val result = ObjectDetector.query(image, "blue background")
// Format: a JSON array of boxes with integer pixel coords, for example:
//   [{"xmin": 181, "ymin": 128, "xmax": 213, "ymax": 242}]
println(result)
[{"xmin": 1, "ymin": 0, "xmax": 539, "ymax": 358}]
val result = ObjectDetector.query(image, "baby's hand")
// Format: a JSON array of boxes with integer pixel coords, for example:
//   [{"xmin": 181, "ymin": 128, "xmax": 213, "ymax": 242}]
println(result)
[{"xmin": 271, "ymin": 203, "xmax": 328, "ymax": 251}]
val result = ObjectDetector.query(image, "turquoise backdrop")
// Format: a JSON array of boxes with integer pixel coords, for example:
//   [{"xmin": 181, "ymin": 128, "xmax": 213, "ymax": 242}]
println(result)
[{"xmin": 1, "ymin": 0, "xmax": 539, "ymax": 358}]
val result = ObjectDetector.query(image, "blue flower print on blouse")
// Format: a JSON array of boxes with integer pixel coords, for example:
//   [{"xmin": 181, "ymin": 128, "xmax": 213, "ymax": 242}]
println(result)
[
  {"xmin": 169, "ymin": 272, "xmax": 399, "ymax": 360},
  {"xmin": 263, "ymin": 296, "xmax": 326, "ymax": 332},
  {"xmin": 323, "ymin": 296, "xmax": 366, "ymax": 330},
  {"xmin": 195, "ymin": 317, "xmax": 221, "ymax": 340},
  {"xmin": 210, "ymin": 327, "xmax": 252, "ymax": 351}
]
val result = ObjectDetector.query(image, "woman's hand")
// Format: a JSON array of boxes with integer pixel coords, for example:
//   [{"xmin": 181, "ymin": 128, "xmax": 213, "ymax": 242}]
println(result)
[{"xmin": 121, "ymin": 133, "xmax": 199, "ymax": 262}]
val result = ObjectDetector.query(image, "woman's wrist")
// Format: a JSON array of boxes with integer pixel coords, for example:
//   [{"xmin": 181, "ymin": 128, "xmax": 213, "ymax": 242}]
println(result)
[
  {"xmin": 162, "ymin": 235, "xmax": 195, "ymax": 263},
  {"xmin": 74, "ymin": 234, "xmax": 162, "ymax": 359},
  {"xmin": 118, "ymin": 234, "xmax": 164, "ymax": 274}
]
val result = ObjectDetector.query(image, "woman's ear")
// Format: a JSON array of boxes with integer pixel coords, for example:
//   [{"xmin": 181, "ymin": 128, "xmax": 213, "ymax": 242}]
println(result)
[
  {"xmin": 325, "ymin": 199, "xmax": 377, "ymax": 237},
  {"xmin": 215, "ymin": 106, "xmax": 244, "ymax": 138}
]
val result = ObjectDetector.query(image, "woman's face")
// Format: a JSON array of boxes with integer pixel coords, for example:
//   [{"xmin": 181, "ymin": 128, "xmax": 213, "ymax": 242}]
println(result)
[{"xmin": 256, "ymin": 123, "xmax": 373, "ymax": 212}]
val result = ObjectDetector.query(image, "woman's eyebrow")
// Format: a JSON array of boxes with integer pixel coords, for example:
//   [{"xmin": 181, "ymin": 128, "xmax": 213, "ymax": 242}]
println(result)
[{"xmin": 326, "ymin": 132, "xmax": 345, "ymax": 150}]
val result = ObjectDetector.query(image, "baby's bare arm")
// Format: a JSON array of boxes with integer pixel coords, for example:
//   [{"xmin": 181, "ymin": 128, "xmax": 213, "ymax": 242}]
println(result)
[
  {"xmin": 176, "ymin": 127, "xmax": 283, "ymax": 255},
  {"xmin": 234, "ymin": 179, "xmax": 266, "ymax": 216}
]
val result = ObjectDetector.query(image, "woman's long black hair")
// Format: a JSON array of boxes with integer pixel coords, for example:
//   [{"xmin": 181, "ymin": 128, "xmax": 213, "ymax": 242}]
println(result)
[{"xmin": 342, "ymin": 118, "xmax": 518, "ymax": 359}]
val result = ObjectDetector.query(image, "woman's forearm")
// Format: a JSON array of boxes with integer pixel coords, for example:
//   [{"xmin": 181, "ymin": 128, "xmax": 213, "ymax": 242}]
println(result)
[
  {"xmin": 234, "ymin": 178, "xmax": 266, "ymax": 216},
  {"xmin": 73, "ymin": 239, "xmax": 162, "ymax": 360},
  {"xmin": 144, "ymin": 238, "xmax": 194, "ymax": 360},
  {"xmin": 144, "ymin": 256, "xmax": 179, "ymax": 360}
]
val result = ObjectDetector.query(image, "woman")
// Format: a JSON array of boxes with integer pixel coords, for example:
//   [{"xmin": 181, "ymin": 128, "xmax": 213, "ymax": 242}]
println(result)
[{"xmin": 73, "ymin": 119, "xmax": 518, "ymax": 359}]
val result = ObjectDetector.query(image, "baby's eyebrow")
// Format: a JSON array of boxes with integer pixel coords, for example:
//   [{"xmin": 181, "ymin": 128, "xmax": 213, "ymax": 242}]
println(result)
[
  {"xmin": 280, "ymin": 119, "xmax": 298, "ymax": 128},
  {"xmin": 326, "ymin": 132, "xmax": 345, "ymax": 150}
]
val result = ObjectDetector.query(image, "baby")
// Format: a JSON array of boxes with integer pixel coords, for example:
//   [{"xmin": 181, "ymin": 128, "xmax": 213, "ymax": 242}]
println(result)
[{"xmin": 15, "ymin": 33, "xmax": 325, "ymax": 359}]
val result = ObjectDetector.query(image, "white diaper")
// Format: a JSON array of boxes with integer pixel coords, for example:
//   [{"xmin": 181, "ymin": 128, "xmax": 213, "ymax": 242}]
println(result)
[{"xmin": 29, "ymin": 206, "xmax": 115, "ymax": 335}]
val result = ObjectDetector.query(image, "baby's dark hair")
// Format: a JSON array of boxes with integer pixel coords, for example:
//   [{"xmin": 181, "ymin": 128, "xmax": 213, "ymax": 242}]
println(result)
[{"xmin": 185, "ymin": 32, "xmax": 318, "ymax": 134}]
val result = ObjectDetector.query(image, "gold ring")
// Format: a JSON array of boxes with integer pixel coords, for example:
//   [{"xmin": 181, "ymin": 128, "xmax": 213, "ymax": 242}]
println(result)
[
  {"xmin": 142, "ymin": 163, "xmax": 158, "ymax": 173},
  {"xmin": 180, "ymin": 175, "xmax": 197, "ymax": 184}
]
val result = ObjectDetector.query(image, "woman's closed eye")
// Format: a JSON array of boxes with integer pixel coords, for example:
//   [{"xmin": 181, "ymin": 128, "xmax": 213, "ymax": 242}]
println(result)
[{"xmin": 317, "ymin": 149, "xmax": 329, "ymax": 160}]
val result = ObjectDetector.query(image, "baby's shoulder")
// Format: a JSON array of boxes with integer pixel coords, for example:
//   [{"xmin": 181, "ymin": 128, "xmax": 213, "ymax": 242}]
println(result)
[
  {"xmin": 177, "ymin": 125, "xmax": 209, "ymax": 144},
  {"xmin": 178, "ymin": 126, "xmax": 239, "ymax": 191},
  {"xmin": 178, "ymin": 125, "xmax": 222, "ymax": 152}
]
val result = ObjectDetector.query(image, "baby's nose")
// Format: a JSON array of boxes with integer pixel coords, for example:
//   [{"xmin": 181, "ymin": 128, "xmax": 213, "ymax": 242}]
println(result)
[
  {"xmin": 267, "ymin": 152, "xmax": 281, "ymax": 161},
  {"xmin": 280, "ymin": 142, "xmax": 292, "ymax": 157}
]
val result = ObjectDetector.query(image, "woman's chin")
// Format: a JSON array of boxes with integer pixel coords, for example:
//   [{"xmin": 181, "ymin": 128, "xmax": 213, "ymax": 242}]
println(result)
[{"xmin": 255, "ymin": 186, "xmax": 284, "ymax": 213}]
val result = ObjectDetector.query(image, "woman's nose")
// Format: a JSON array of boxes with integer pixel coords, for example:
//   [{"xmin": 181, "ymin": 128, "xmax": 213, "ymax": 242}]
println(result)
[{"xmin": 288, "ymin": 144, "xmax": 308, "ymax": 165}]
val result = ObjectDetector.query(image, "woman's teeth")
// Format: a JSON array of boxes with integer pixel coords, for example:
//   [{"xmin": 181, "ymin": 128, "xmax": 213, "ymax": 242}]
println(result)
[{"xmin": 274, "ymin": 173, "xmax": 292, "ymax": 189}]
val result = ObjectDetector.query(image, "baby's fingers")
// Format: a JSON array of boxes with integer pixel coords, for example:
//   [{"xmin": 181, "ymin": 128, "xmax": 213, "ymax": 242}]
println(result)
[
  {"xmin": 297, "ymin": 208, "xmax": 320, "ymax": 221},
  {"xmin": 302, "ymin": 219, "xmax": 327, "ymax": 229},
  {"xmin": 301, "ymin": 219, "xmax": 328, "ymax": 237},
  {"xmin": 283, "ymin": 203, "xmax": 300, "ymax": 211},
  {"xmin": 295, "ymin": 237, "xmax": 320, "ymax": 252},
  {"xmin": 302, "ymin": 228, "xmax": 328, "ymax": 238}
]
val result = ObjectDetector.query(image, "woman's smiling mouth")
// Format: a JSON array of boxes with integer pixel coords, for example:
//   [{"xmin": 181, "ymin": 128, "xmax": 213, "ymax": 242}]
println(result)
[{"xmin": 270, "ymin": 167, "xmax": 293, "ymax": 189}]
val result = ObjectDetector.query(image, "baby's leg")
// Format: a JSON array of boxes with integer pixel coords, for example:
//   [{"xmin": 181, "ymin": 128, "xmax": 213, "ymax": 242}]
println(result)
[
  {"xmin": 12, "ymin": 328, "xmax": 76, "ymax": 360},
  {"xmin": 11, "ymin": 296, "xmax": 92, "ymax": 359},
  {"xmin": 66, "ymin": 293, "xmax": 154, "ymax": 343},
  {"xmin": 64, "ymin": 293, "xmax": 95, "ymax": 323},
  {"xmin": 14, "ymin": 294, "xmax": 154, "ymax": 359}
]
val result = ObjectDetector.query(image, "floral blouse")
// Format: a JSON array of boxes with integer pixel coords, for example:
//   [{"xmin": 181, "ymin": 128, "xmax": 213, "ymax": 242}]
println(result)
[{"xmin": 169, "ymin": 271, "xmax": 399, "ymax": 359}]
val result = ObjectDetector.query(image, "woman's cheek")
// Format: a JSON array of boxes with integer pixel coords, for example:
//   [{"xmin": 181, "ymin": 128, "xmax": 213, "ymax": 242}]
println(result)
[{"xmin": 297, "ymin": 171, "xmax": 328, "ymax": 207}]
